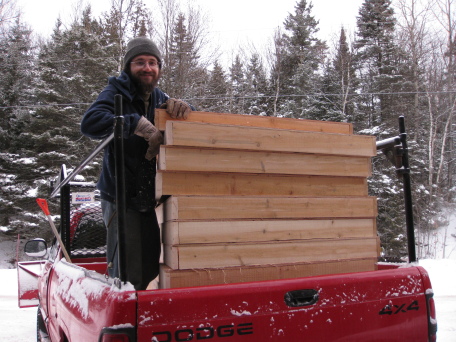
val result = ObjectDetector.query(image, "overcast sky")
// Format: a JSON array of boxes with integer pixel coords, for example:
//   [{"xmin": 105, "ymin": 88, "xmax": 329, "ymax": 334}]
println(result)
[{"xmin": 17, "ymin": 0, "xmax": 364, "ymax": 62}]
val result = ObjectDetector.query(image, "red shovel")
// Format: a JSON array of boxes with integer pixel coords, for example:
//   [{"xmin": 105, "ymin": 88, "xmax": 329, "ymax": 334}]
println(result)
[{"xmin": 36, "ymin": 198, "xmax": 72, "ymax": 263}]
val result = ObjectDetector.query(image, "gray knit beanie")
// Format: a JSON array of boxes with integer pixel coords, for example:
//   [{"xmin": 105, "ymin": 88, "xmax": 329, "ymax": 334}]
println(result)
[{"xmin": 123, "ymin": 37, "xmax": 162, "ymax": 70}]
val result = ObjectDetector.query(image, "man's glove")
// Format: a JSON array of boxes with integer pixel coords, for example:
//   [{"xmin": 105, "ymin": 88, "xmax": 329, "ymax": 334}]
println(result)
[
  {"xmin": 134, "ymin": 116, "xmax": 163, "ymax": 160},
  {"xmin": 160, "ymin": 98, "xmax": 192, "ymax": 119}
]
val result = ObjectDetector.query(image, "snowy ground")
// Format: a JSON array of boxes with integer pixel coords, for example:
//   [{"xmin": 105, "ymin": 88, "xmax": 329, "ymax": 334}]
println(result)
[
  {"xmin": 1, "ymin": 221, "xmax": 455, "ymax": 341},
  {"xmin": 419, "ymin": 259, "xmax": 456, "ymax": 341}
]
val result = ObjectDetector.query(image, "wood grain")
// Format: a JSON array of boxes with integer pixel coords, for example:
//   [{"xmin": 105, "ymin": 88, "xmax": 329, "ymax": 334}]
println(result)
[
  {"xmin": 156, "ymin": 171, "xmax": 368, "ymax": 199},
  {"xmin": 155, "ymin": 109, "xmax": 353, "ymax": 134},
  {"xmin": 164, "ymin": 121, "xmax": 376, "ymax": 157},
  {"xmin": 158, "ymin": 145, "xmax": 372, "ymax": 177},
  {"xmin": 162, "ymin": 196, "xmax": 378, "ymax": 221},
  {"xmin": 162, "ymin": 218, "xmax": 377, "ymax": 245},
  {"xmin": 164, "ymin": 237, "xmax": 380, "ymax": 269}
]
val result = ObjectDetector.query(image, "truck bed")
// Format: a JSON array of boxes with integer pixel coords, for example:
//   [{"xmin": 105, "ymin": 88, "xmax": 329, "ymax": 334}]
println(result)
[
  {"xmin": 43, "ymin": 259, "xmax": 434, "ymax": 341},
  {"xmin": 136, "ymin": 265, "xmax": 433, "ymax": 341}
]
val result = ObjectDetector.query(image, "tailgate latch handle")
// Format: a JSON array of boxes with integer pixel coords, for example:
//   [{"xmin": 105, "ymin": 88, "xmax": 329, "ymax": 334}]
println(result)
[{"xmin": 284, "ymin": 289, "xmax": 319, "ymax": 307}]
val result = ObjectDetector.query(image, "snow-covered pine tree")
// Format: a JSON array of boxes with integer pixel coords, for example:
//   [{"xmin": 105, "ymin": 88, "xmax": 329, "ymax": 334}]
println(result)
[
  {"xmin": 229, "ymin": 54, "xmax": 246, "ymax": 114},
  {"xmin": 0, "ymin": 18, "xmax": 42, "ymax": 239},
  {"xmin": 153, "ymin": 2, "xmax": 210, "ymax": 109},
  {"xmin": 162, "ymin": 12, "xmax": 204, "ymax": 101},
  {"xmin": 30, "ymin": 6, "xmax": 117, "ymax": 183},
  {"xmin": 270, "ymin": 0, "xmax": 326, "ymax": 119},
  {"xmin": 313, "ymin": 28, "xmax": 358, "ymax": 123},
  {"xmin": 355, "ymin": 0, "xmax": 412, "ymax": 131},
  {"xmin": 0, "ymin": 17, "xmax": 33, "ymax": 144},
  {"xmin": 244, "ymin": 53, "xmax": 269, "ymax": 116},
  {"xmin": 99, "ymin": 0, "xmax": 153, "ymax": 72},
  {"xmin": 203, "ymin": 60, "xmax": 229, "ymax": 112}
]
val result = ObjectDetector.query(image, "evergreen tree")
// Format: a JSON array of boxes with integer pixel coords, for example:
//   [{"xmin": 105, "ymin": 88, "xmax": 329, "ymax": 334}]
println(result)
[
  {"xmin": 0, "ymin": 17, "xmax": 33, "ymax": 144},
  {"xmin": 0, "ymin": 18, "xmax": 47, "ymax": 238},
  {"xmin": 28, "ymin": 6, "xmax": 117, "ymax": 177},
  {"xmin": 155, "ymin": 6, "xmax": 209, "ymax": 108},
  {"xmin": 313, "ymin": 60, "xmax": 347, "ymax": 122},
  {"xmin": 128, "ymin": 0, "xmax": 153, "ymax": 38},
  {"xmin": 355, "ymin": 0, "xmax": 413, "ymax": 131},
  {"xmin": 100, "ymin": 0, "xmax": 152, "ymax": 71},
  {"xmin": 229, "ymin": 54, "xmax": 246, "ymax": 114},
  {"xmin": 162, "ymin": 12, "xmax": 201, "ymax": 100},
  {"xmin": 244, "ymin": 53, "xmax": 268, "ymax": 116},
  {"xmin": 315, "ymin": 28, "xmax": 359, "ymax": 123},
  {"xmin": 203, "ymin": 61, "xmax": 229, "ymax": 112},
  {"xmin": 36, "ymin": 7, "xmax": 117, "ymax": 105},
  {"xmin": 271, "ymin": 0, "xmax": 326, "ymax": 118}
]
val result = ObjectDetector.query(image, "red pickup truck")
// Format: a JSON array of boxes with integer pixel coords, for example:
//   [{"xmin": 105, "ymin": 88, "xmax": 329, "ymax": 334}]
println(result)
[
  {"xmin": 17, "ymin": 113, "xmax": 437, "ymax": 341},
  {"xmin": 19, "ymin": 252, "xmax": 436, "ymax": 341}
]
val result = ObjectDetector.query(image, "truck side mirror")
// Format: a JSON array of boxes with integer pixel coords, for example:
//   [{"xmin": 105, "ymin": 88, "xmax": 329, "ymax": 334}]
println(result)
[{"xmin": 25, "ymin": 238, "xmax": 48, "ymax": 258}]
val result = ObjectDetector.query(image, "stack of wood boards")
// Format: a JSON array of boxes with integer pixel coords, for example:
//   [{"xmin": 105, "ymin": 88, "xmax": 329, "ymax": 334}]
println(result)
[{"xmin": 154, "ymin": 109, "xmax": 380, "ymax": 289}]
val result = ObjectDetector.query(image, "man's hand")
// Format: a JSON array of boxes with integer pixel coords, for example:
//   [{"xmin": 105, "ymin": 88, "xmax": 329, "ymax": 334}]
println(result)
[
  {"xmin": 160, "ymin": 98, "xmax": 192, "ymax": 119},
  {"xmin": 134, "ymin": 116, "xmax": 163, "ymax": 160}
]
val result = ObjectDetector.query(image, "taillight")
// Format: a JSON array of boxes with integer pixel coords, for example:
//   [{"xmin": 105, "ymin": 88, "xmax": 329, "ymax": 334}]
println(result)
[
  {"xmin": 99, "ymin": 327, "xmax": 136, "ymax": 342},
  {"xmin": 425, "ymin": 289, "xmax": 437, "ymax": 342}
]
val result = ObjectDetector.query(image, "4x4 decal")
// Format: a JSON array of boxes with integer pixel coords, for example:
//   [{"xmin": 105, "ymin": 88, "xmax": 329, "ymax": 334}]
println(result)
[{"xmin": 379, "ymin": 300, "xmax": 419, "ymax": 315}]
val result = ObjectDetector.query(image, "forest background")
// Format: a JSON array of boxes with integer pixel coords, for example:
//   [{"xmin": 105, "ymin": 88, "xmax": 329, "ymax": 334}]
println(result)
[{"xmin": 0, "ymin": 0, "xmax": 455, "ymax": 262}]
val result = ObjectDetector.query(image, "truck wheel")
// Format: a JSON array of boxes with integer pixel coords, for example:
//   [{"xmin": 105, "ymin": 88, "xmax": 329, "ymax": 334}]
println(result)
[{"xmin": 37, "ymin": 306, "xmax": 49, "ymax": 342}]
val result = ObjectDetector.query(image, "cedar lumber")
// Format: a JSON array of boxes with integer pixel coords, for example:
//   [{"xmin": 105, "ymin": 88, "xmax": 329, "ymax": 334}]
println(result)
[
  {"xmin": 164, "ymin": 237, "xmax": 380, "ymax": 269},
  {"xmin": 158, "ymin": 145, "xmax": 372, "ymax": 177},
  {"xmin": 159, "ymin": 258, "xmax": 378, "ymax": 289},
  {"xmin": 162, "ymin": 196, "xmax": 378, "ymax": 221},
  {"xmin": 156, "ymin": 171, "xmax": 368, "ymax": 199},
  {"xmin": 164, "ymin": 120, "xmax": 376, "ymax": 157},
  {"xmin": 162, "ymin": 218, "xmax": 377, "ymax": 245},
  {"xmin": 155, "ymin": 109, "xmax": 353, "ymax": 134}
]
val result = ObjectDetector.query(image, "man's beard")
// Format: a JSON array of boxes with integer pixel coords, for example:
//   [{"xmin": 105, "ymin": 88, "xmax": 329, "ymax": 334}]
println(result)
[{"xmin": 131, "ymin": 71, "xmax": 161, "ymax": 95}]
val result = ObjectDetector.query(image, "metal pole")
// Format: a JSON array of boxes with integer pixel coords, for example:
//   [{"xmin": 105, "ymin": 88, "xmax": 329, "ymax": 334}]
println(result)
[
  {"xmin": 50, "ymin": 133, "xmax": 114, "ymax": 198},
  {"xmin": 60, "ymin": 183, "xmax": 71, "ymax": 258},
  {"xmin": 398, "ymin": 116, "xmax": 417, "ymax": 263},
  {"xmin": 114, "ymin": 94, "xmax": 127, "ymax": 282}
]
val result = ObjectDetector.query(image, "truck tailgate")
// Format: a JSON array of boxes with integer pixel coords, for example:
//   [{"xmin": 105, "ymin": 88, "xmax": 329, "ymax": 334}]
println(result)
[{"xmin": 137, "ymin": 266, "xmax": 432, "ymax": 341}]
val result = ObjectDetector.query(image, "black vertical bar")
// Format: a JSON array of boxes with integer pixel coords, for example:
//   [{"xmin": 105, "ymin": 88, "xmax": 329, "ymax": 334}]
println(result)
[
  {"xmin": 399, "ymin": 116, "xmax": 417, "ymax": 263},
  {"xmin": 60, "ymin": 184, "xmax": 71, "ymax": 258},
  {"xmin": 114, "ymin": 94, "xmax": 127, "ymax": 283}
]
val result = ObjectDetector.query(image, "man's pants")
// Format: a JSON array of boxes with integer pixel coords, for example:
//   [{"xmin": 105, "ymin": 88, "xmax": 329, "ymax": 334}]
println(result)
[{"xmin": 101, "ymin": 199, "xmax": 161, "ymax": 290}]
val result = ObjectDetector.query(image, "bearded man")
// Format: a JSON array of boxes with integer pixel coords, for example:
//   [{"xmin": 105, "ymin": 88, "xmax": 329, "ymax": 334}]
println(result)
[{"xmin": 81, "ymin": 37, "xmax": 192, "ymax": 290}]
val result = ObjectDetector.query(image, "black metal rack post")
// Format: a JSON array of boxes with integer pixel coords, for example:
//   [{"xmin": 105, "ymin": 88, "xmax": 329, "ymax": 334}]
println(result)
[
  {"xmin": 114, "ymin": 94, "xmax": 127, "ymax": 283},
  {"xmin": 375, "ymin": 116, "xmax": 417, "ymax": 263},
  {"xmin": 60, "ymin": 185, "xmax": 71, "ymax": 257},
  {"xmin": 398, "ymin": 117, "xmax": 417, "ymax": 263}
]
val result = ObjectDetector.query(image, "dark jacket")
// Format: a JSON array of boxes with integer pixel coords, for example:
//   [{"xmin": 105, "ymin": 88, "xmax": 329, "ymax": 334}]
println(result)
[{"xmin": 81, "ymin": 71, "xmax": 169, "ymax": 211}]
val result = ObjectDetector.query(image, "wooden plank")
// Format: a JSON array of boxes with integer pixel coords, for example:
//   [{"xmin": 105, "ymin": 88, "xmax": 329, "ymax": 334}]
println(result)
[
  {"xmin": 155, "ymin": 109, "xmax": 353, "ymax": 134},
  {"xmin": 162, "ymin": 196, "xmax": 378, "ymax": 221},
  {"xmin": 164, "ymin": 237, "xmax": 380, "ymax": 269},
  {"xmin": 164, "ymin": 121, "xmax": 376, "ymax": 157},
  {"xmin": 156, "ymin": 171, "xmax": 368, "ymax": 199},
  {"xmin": 159, "ymin": 258, "xmax": 378, "ymax": 289},
  {"xmin": 162, "ymin": 218, "xmax": 377, "ymax": 245},
  {"xmin": 158, "ymin": 145, "xmax": 372, "ymax": 177}
]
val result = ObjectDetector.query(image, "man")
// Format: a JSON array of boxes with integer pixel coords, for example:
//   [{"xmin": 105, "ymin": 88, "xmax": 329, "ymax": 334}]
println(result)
[{"xmin": 81, "ymin": 37, "xmax": 192, "ymax": 290}]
